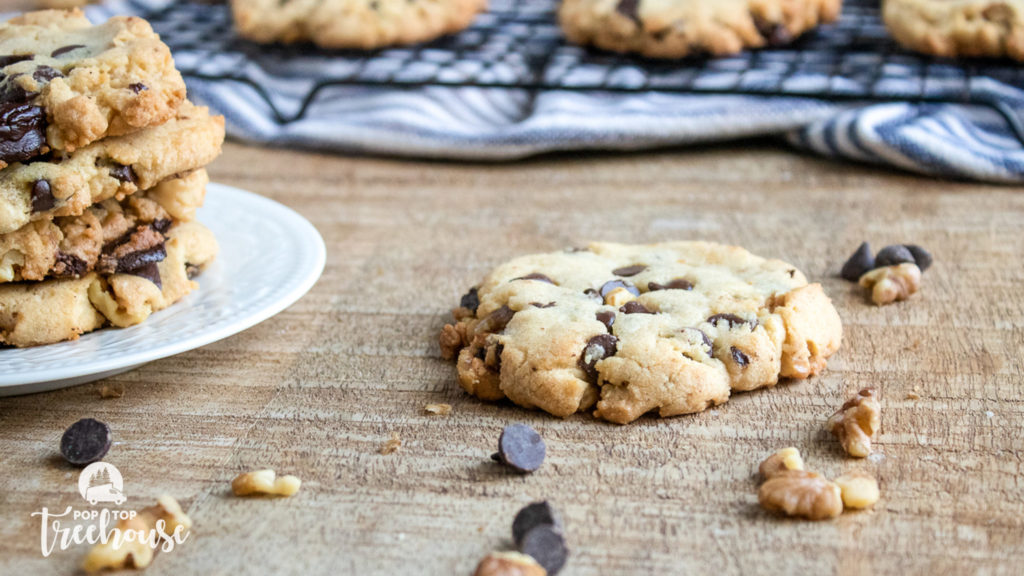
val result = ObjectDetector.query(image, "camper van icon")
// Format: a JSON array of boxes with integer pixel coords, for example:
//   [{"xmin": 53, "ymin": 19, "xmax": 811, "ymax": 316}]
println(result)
[{"xmin": 78, "ymin": 462, "xmax": 126, "ymax": 506}]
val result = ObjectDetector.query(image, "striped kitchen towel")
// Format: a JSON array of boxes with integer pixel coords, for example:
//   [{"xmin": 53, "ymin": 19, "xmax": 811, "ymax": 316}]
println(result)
[{"xmin": 68, "ymin": 0, "xmax": 1024, "ymax": 183}]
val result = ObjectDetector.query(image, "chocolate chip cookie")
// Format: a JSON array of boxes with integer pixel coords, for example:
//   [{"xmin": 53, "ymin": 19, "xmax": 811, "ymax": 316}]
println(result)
[
  {"xmin": 0, "ymin": 9, "xmax": 187, "ymax": 168},
  {"xmin": 559, "ymin": 0, "xmax": 842, "ymax": 58},
  {"xmin": 883, "ymin": 0, "xmax": 1024, "ymax": 60},
  {"xmin": 0, "ymin": 101, "xmax": 224, "ymax": 235},
  {"xmin": 230, "ymin": 0, "xmax": 487, "ymax": 49},
  {"xmin": 0, "ymin": 220, "xmax": 218, "ymax": 347},
  {"xmin": 0, "ymin": 169, "xmax": 207, "ymax": 283},
  {"xmin": 440, "ymin": 242, "xmax": 842, "ymax": 424}
]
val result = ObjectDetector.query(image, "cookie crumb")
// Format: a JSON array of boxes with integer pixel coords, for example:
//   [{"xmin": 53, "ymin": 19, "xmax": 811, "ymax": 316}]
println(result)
[
  {"xmin": 905, "ymin": 388, "xmax": 920, "ymax": 400},
  {"xmin": 98, "ymin": 383, "xmax": 125, "ymax": 399},
  {"xmin": 380, "ymin": 432, "xmax": 402, "ymax": 455},
  {"xmin": 424, "ymin": 403, "xmax": 452, "ymax": 416},
  {"xmin": 231, "ymin": 469, "xmax": 301, "ymax": 497},
  {"xmin": 473, "ymin": 551, "xmax": 547, "ymax": 576}
]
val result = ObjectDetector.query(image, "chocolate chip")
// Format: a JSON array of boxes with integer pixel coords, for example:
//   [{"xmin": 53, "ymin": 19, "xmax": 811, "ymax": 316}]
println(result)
[
  {"xmin": 530, "ymin": 302, "xmax": 556, "ymax": 308},
  {"xmin": 619, "ymin": 301, "xmax": 653, "ymax": 314},
  {"xmin": 583, "ymin": 288, "xmax": 603, "ymax": 303},
  {"xmin": 494, "ymin": 423, "xmax": 546, "ymax": 473},
  {"xmin": 32, "ymin": 66, "xmax": 63, "ymax": 83},
  {"xmin": 460, "ymin": 287, "xmax": 480, "ymax": 313},
  {"xmin": 51, "ymin": 45, "xmax": 85, "ymax": 57},
  {"xmin": 54, "ymin": 252, "xmax": 87, "ymax": 278},
  {"xmin": 875, "ymin": 244, "xmax": 915, "ymax": 268},
  {"xmin": 648, "ymin": 278, "xmax": 693, "ymax": 291},
  {"xmin": 731, "ymin": 347, "xmax": 750, "ymax": 367},
  {"xmin": 185, "ymin": 264, "xmax": 201, "ymax": 279},
  {"xmin": 0, "ymin": 74, "xmax": 34, "ymax": 103},
  {"xmin": 615, "ymin": 0, "xmax": 641, "ymax": 23},
  {"xmin": 60, "ymin": 418, "xmax": 112, "ymax": 466},
  {"xmin": 519, "ymin": 524, "xmax": 569, "ymax": 575},
  {"xmin": 707, "ymin": 313, "xmax": 756, "ymax": 330},
  {"xmin": 599, "ymin": 279, "xmax": 639, "ymax": 299},
  {"xmin": 152, "ymin": 218, "xmax": 172, "ymax": 234},
  {"xmin": 840, "ymin": 242, "xmax": 874, "ymax": 282},
  {"xmin": 904, "ymin": 244, "xmax": 933, "ymax": 271},
  {"xmin": 115, "ymin": 244, "xmax": 167, "ymax": 274},
  {"xmin": 128, "ymin": 261, "xmax": 162, "ymax": 288},
  {"xmin": 0, "ymin": 55, "xmax": 34, "ymax": 68},
  {"xmin": 578, "ymin": 334, "xmax": 618, "ymax": 382},
  {"xmin": 109, "ymin": 163, "xmax": 137, "ymax": 184},
  {"xmin": 752, "ymin": 15, "xmax": 792, "ymax": 45},
  {"xmin": 612, "ymin": 264, "xmax": 646, "ymax": 277},
  {"xmin": 596, "ymin": 310, "xmax": 615, "ymax": 332},
  {"xmin": 128, "ymin": 82, "xmax": 148, "ymax": 94},
  {"xmin": 0, "ymin": 103, "xmax": 46, "ymax": 164},
  {"xmin": 476, "ymin": 305, "xmax": 515, "ymax": 334},
  {"xmin": 30, "ymin": 179, "xmax": 54, "ymax": 213},
  {"xmin": 513, "ymin": 273, "xmax": 555, "ymax": 284},
  {"xmin": 513, "ymin": 501, "xmax": 563, "ymax": 548}
]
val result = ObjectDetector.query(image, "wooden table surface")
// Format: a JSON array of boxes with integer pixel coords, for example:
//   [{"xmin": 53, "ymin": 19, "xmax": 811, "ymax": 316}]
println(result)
[{"xmin": 1, "ymin": 141, "xmax": 1023, "ymax": 575}]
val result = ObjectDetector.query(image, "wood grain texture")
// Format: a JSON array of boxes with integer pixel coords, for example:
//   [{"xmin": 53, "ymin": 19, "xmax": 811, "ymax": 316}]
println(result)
[{"xmin": 1, "ymin": 142, "xmax": 1023, "ymax": 575}]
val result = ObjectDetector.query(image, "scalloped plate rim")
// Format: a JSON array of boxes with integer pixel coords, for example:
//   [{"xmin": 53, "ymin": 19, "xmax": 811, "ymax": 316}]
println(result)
[{"xmin": 0, "ymin": 183, "xmax": 325, "ymax": 394}]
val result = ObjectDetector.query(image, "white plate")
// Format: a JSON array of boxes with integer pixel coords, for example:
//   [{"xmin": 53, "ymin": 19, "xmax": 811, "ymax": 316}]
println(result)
[{"xmin": 0, "ymin": 183, "xmax": 325, "ymax": 396}]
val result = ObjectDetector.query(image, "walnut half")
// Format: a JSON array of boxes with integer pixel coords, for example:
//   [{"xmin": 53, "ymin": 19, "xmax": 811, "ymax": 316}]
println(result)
[
  {"xmin": 758, "ymin": 470, "xmax": 843, "ymax": 520},
  {"xmin": 828, "ymin": 388, "xmax": 881, "ymax": 458},
  {"xmin": 859, "ymin": 263, "xmax": 921, "ymax": 305}
]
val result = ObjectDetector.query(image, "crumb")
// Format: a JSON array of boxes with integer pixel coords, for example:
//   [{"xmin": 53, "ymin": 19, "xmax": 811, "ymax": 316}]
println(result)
[
  {"xmin": 231, "ymin": 469, "xmax": 301, "ymax": 497},
  {"xmin": 424, "ymin": 403, "xmax": 453, "ymax": 416},
  {"xmin": 98, "ymin": 383, "xmax": 125, "ymax": 399},
  {"xmin": 380, "ymin": 432, "xmax": 402, "ymax": 455},
  {"xmin": 905, "ymin": 389, "xmax": 920, "ymax": 400}
]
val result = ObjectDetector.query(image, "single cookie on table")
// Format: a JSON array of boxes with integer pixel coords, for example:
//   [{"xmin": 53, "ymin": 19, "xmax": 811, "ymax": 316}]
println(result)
[
  {"xmin": 559, "ymin": 0, "xmax": 842, "ymax": 58},
  {"xmin": 229, "ymin": 0, "xmax": 487, "ymax": 49},
  {"xmin": 0, "ymin": 101, "xmax": 224, "ymax": 235},
  {"xmin": 0, "ymin": 9, "xmax": 187, "ymax": 168},
  {"xmin": 439, "ymin": 241, "xmax": 842, "ymax": 424},
  {"xmin": 0, "ymin": 169, "xmax": 208, "ymax": 283},
  {"xmin": 883, "ymin": 0, "xmax": 1024, "ymax": 61},
  {"xmin": 0, "ymin": 220, "xmax": 218, "ymax": 347}
]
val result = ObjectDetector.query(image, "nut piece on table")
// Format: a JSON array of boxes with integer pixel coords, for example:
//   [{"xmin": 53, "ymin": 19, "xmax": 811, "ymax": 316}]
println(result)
[
  {"xmin": 828, "ymin": 388, "xmax": 881, "ymax": 458},
  {"xmin": 473, "ymin": 551, "xmax": 547, "ymax": 576},
  {"xmin": 81, "ymin": 494, "xmax": 191, "ymax": 573},
  {"xmin": 758, "ymin": 446, "xmax": 806, "ymax": 480},
  {"xmin": 231, "ymin": 469, "xmax": 302, "ymax": 497},
  {"xmin": 835, "ymin": 471, "xmax": 881, "ymax": 509},
  {"xmin": 381, "ymin": 432, "xmax": 402, "ymax": 455},
  {"xmin": 758, "ymin": 470, "xmax": 843, "ymax": 521},
  {"xmin": 859, "ymin": 263, "xmax": 921, "ymax": 305},
  {"xmin": 424, "ymin": 403, "xmax": 453, "ymax": 416}
]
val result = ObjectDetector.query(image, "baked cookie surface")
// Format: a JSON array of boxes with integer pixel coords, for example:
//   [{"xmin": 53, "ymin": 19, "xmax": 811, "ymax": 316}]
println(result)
[
  {"xmin": 883, "ymin": 0, "xmax": 1024, "ymax": 60},
  {"xmin": 0, "ymin": 9, "xmax": 187, "ymax": 168},
  {"xmin": 559, "ymin": 0, "xmax": 842, "ymax": 58},
  {"xmin": 230, "ymin": 0, "xmax": 488, "ymax": 49},
  {"xmin": 440, "ymin": 242, "xmax": 842, "ymax": 424}
]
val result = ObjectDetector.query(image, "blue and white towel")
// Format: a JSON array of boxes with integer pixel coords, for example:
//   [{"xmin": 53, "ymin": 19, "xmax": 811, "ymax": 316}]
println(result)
[{"xmin": 69, "ymin": 0, "xmax": 1024, "ymax": 183}]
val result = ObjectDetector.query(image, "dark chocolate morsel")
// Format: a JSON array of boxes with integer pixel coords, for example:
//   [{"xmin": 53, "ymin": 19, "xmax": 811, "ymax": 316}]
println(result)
[
  {"xmin": 0, "ymin": 54, "xmax": 34, "ymax": 68},
  {"xmin": 904, "ymin": 244, "xmax": 933, "ymax": 271},
  {"xmin": 513, "ymin": 501, "xmax": 563, "ymax": 548},
  {"xmin": 185, "ymin": 264, "xmax": 201, "ymax": 279},
  {"xmin": 752, "ymin": 15, "xmax": 792, "ymax": 45},
  {"xmin": 615, "ymin": 0, "xmax": 641, "ymax": 23},
  {"xmin": 54, "ymin": 252, "xmax": 88, "ymax": 278},
  {"xmin": 619, "ymin": 301, "xmax": 653, "ymax": 314},
  {"xmin": 51, "ymin": 45, "xmax": 85, "ymax": 57},
  {"xmin": 477, "ymin": 305, "xmax": 515, "ymax": 334},
  {"xmin": 109, "ymin": 163, "xmax": 138, "ymax": 184},
  {"xmin": 648, "ymin": 278, "xmax": 693, "ymax": 291},
  {"xmin": 128, "ymin": 82, "xmax": 148, "ymax": 94},
  {"xmin": 875, "ymin": 245, "xmax": 915, "ymax": 268},
  {"xmin": 60, "ymin": 418, "xmax": 112, "ymax": 466},
  {"xmin": 595, "ymin": 310, "xmax": 615, "ymax": 332},
  {"xmin": 32, "ymin": 66, "xmax": 63, "ymax": 83},
  {"xmin": 128, "ymin": 261, "xmax": 162, "ymax": 289},
  {"xmin": 519, "ymin": 524, "xmax": 569, "ymax": 575},
  {"xmin": 151, "ymin": 218, "xmax": 172, "ymax": 234},
  {"xmin": 530, "ymin": 302, "xmax": 556, "ymax": 309},
  {"xmin": 460, "ymin": 287, "xmax": 480, "ymax": 313},
  {"xmin": 731, "ymin": 347, "xmax": 750, "ymax": 367},
  {"xmin": 495, "ymin": 423, "xmax": 546, "ymax": 473},
  {"xmin": 513, "ymin": 273, "xmax": 556, "ymax": 284},
  {"xmin": 578, "ymin": 334, "xmax": 618, "ymax": 382},
  {"xmin": 116, "ymin": 244, "xmax": 167, "ymax": 274},
  {"xmin": 30, "ymin": 179, "xmax": 54, "ymax": 213},
  {"xmin": 583, "ymin": 288, "xmax": 603, "ymax": 303},
  {"xmin": 599, "ymin": 279, "xmax": 640, "ymax": 299},
  {"xmin": 840, "ymin": 241, "xmax": 874, "ymax": 282},
  {"xmin": 612, "ymin": 264, "xmax": 646, "ymax": 277},
  {"xmin": 707, "ymin": 313, "xmax": 757, "ymax": 330},
  {"xmin": 0, "ymin": 103, "xmax": 47, "ymax": 165}
]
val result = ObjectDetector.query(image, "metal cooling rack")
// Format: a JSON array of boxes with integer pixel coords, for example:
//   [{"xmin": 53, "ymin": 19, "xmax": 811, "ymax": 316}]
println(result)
[{"xmin": 135, "ymin": 0, "xmax": 1024, "ymax": 142}]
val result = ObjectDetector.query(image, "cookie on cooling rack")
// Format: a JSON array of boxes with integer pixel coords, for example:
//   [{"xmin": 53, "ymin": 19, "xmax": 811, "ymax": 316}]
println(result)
[
  {"xmin": 558, "ymin": 0, "xmax": 843, "ymax": 58},
  {"xmin": 230, "ymin": 0, "xmax": 488, "ymax": 49},
  {"xmin": 883, "ymin": 0, "xmax": 1024, "ymax": 61},
  {"xmin": 439, "ymin": 241, "xmax": 843, "ymax": 424}
]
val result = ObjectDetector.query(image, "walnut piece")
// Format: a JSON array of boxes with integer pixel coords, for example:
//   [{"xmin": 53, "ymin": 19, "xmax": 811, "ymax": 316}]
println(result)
[
  {"xmin": 231, "ymin": 469, "xmax": 302, "ymax": 497},
  {"xmin": 759, "ymin": 446, "xmax": 805, "ymax": 480},
  {"xmin": 859, "ymin": 263, "xmax": 921, "ymax": 305},
  {"xmin": 424, "ymin": 403, "xmax": 453, "ymax": 416},
  {"xmin": 835, "ymin": 472, "xmax": 880, "ymax": 509},
  {"xmin": 828, "ymin": 388, "xmax": 881, "ymax": 458},
  {"xmin": 380, "ymin": 432, "xmax": 402, "ymax": 455},
  {"xmin": 81, "ymin": 495, "xmax": 191, "ymax": 573},
  {"xmin": 440, "ymin": 322, "xmax": 469, "ymax": 360},
  {"xmin": 603, "ymin": 287, "xmax": 635, "ymax": 308},
  {"xmin": 758, "ymin": 470, "xmax": 843, "ymax": 520},
  {"xmin": 473, "ymin": 551, "xmax": 547, "ymax": 576}
]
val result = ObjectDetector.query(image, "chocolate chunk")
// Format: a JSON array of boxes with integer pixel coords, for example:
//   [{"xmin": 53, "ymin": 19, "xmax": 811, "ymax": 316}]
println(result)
[
  {"xmin": 152, "ymin": 218, "xmax": 172, "ymax": 234},
  {"xmin": 115, "ymin": 244, "xmax": 167, "ymax": 274},
  {"xmin": 460, "ymin": 287, "xmax": 480, "ymax": 313},
  {"xmin": 648, "ymin": 278, "xmax": 693, "ymax": 291},
  {"xmin": 612, "ymin": 264, "xmax": 646, "ymax": 277},
  {"xmin": 595, "ymin": 310, "xmax": 615, "ymax": 332},
  {"xmin": 904, "ymin": 244, "xmax": 933, "ymax": 271},
  {"xmin": 530, "ymin": 302, "xmax": 556, "ymax": 309},
  {"xmin": 0, "ymin": 54, "xmax": 34, "ymax": 68},
  {"xmin": 54, "ymin": 252, "xmax": 88, "ymax": 278},
  {"xmin": 128, "ymin": 82, "xmax": 148, "ymax": 94},
  {"xmin": 0, "ymin": 103, "xmax": 46, "ymax": 164},
  {"xmin": 519, "ymin": 524, "xmax": 569, "ymax": 575},
  {"xmin": 51, "ymin": 45, "xmax": 85, "ymax": 57},
  {"xmin": 60, "ymin": 418, "xmax": 112, "ymax": 466},
  {"xmin": 875, "ymin": 244, "xmax": 915, "ymax": 268},
  {"xmin": 731, "ymin": 346, "xmax": 750, "ymax": 367},
  {"xmin": 578, "ymin": 334, "xmax": 618, "ymax": 382},
  {"xmin": 476, "ymin": 305, "xmax": 515, "ymax": 334},
  {"xmin": 185, "ymin": 264, "xmax": 201, "ymax": 279},
  {"xmin": 32, "ymin": 66, "xmax": 63, "ymax": 83},
  {"xmin": 752, "ymin": 15, "xmax": 792, "ymax": 46},
  {"xmin": 840, "ymin": 242, "xmax": 874, "ymax": 282},
  {"xmin": 615, "ymin": 0, "xmax": 641, "ymax": 23},
  {"xmin": 513, "ymin": 501, "xmax": 563, "ymax": 548},
  {"xmin": 30, "ymin": 179, "xmax": 54, "ymax": 213},
  {"xmin": 513, "ymin": 273, "xmax": 555, "ymax": 284},
  {"xmin": 109, "ymin": 163, "xmax": 137, "ymax": 184},
  {"xmin": 599, "ymin": 280, "xmax": 639, "ymax": 299},
  {"xmin": 0, "ymin": 74, "xmax": 34, "ymax": 103},
  {"xmin": 494, "ymin": 423, "xmax": 546, "ymax": 473},
  {"xmin": 619, "ymin": 301, "xmax": 653, "ymax": 314},
  {"xmin": 128, "ymin": 261, "xmax": 162, "ymax": 289},
  {"xmin": 583, "ymin": 288, "xmax": 603, "ymax": 304},
  {"xmin": 707, "ymin": 313, "xmax": 756, "ymax": 330}
]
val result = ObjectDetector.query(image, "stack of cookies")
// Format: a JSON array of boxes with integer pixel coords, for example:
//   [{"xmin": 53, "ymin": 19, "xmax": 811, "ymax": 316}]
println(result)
[{"xmin": 0, "ymin": 10, "xmax": 225, "ymax": 347}]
